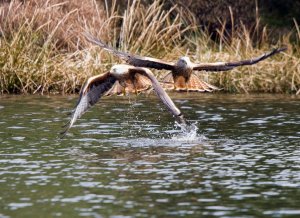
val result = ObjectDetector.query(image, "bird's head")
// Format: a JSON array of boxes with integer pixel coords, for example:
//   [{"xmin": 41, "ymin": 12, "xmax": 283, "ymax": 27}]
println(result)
[
  {"xmin": 111, "ymin": 64, "xmax": 130, "ymax": 78},
  {"xmin": 177, "ymin": 56, "xmax": 192, "ymax": 68}
]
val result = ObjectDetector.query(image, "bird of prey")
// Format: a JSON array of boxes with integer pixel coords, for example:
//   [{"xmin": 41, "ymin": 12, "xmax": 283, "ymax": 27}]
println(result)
[
  {"xmin": 85, "ymin": 34, "xmax": 286, "ymax": 92},
  {"xmin": 61, "ymin": 64, "xmax": 186, "ymax": 137}
]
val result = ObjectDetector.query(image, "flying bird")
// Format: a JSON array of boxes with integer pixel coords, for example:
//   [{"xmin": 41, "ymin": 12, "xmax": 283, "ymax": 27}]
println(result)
[
  {"xmin": 61, "ymin": 64, "xmax": 186, "ymax": 137},
  {"xmin": 85, "ymin": 34, "xmax": 286, "ymax": 92}
]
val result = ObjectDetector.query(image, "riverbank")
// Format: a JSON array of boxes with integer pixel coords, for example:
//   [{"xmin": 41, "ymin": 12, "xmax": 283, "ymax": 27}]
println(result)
[{"xmin": 0, "ymin": 0, "xmax": 299, "ymax": 94}]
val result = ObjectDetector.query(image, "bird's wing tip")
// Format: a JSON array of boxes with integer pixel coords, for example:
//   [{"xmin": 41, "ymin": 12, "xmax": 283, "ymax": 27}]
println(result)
[
  {"xmin": 274, "ymin": 46, "xmax": 287, "ymax": 53},
  {"xmin": 59, "ymin": 127, "xmax": 70, "ymax": 139}
]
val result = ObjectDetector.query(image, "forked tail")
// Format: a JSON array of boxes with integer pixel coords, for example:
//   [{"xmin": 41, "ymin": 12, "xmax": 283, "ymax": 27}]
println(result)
[{"xmin": 161, "ymin": 72, "xmax": 221, "ymax": 92}]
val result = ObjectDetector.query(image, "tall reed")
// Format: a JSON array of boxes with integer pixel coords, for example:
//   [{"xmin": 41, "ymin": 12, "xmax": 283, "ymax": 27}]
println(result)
[
  {"xmin": 187, "ymin": 6, "xmax": 300, "ymax": 94},
  {"xmin": 0, "ymin": 0, "xmax": 299, "ymax": 94}
]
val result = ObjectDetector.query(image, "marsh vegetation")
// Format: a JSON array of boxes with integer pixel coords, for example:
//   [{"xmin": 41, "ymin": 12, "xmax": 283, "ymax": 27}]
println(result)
[{"xmin": 0, "ymin": 0, "xmax": 299, "ymax": 94}]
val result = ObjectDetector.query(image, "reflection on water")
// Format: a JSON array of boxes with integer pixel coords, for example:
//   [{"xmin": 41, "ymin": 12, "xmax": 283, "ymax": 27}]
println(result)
[{"xmin": 0, "ymin": 94, "xmax": 299, "ymax": 218}]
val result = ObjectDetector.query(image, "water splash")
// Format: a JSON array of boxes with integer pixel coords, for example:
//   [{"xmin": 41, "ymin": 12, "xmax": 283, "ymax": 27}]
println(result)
[{"xmin": 171, "ymin": 121, "xmax": 207, "ymax": 143}]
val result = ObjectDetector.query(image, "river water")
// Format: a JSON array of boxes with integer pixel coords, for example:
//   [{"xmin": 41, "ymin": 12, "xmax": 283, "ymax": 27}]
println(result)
[{"xmin": 0, "ymin": 94, "xmax": 299, "ymax": 217}]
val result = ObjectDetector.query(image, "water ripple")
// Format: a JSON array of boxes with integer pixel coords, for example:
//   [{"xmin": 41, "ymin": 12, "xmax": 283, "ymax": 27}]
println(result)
[{"xmin": 0, "ymin": 94, "xmax": 299, "ymax": 217}]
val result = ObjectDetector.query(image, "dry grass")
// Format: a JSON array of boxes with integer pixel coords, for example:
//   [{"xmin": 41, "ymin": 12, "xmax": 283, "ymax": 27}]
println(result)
[
  {"xmin": 0, "ymin": 0, "xmax": 299, "ymax": 94},
  {"xmin": 187, "ymin": 8, "xmax": 300, "ymax": 94},
  {"xmin": 0, "ymin": 0, "xmax": 106, "ymax": 94},
  {"xmin": 0, "ymin": 0, "xmax": 106, "ymax": 51}
]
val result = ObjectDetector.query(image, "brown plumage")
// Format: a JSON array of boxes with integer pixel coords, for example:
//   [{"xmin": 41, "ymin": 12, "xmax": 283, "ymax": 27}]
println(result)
[
  {"xmin": 105, "ymin": 70, "xmax": 152, "ymax": 96},
  {"xmin": 162, "ymin": 72, "xmax": 220, "ymax": 92},
  {"xmin": 61, "ymin": 64, "xmax": 186, "ymax": 137},
  {"xmin": 85, "ymin": 33, "xmax": 286, "ymax": 92}
]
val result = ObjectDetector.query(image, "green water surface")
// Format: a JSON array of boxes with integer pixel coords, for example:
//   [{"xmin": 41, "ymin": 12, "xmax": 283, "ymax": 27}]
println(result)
[{"xmin": 0, "ymin": 94, "xmax": 299, "ymax": 218}]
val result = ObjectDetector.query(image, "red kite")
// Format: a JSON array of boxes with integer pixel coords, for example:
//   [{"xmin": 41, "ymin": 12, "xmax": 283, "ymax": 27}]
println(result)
[
  {"xmin": 61, "ymin": 64, "xmax": 186, "ymax": 137},
  {"xmin": 86, "ymin": 34, "xmax": 286, "ymax": 92}
]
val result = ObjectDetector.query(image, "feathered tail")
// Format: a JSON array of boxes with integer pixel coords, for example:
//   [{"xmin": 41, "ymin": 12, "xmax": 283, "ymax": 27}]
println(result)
[{"xmin": 161, "ymin": 72, "xmax": 221, "ymax": 92}]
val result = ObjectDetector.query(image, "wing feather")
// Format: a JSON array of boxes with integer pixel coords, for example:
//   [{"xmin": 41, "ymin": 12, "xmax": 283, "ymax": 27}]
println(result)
[
  {"xmin": 105, "ymin": 81, "xmax": 124, "ymax": 96},
  {"xmin": 129, "ymin": 67, "xmax": 186, "ymax": 124},
  {"xmin": 85, "ymin": 33, "xmax": 175, "ymax": 71},
  {"xmin": 61, "ymin": 72, "xmax": 116, "ymax": 137},
  {"xmin": 192, "ymin": 47, "xmax": 286, "ymax": 71}
]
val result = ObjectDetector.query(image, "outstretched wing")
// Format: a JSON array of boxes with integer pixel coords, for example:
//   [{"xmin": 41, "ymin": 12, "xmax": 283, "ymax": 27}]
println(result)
[
  {"xmin": 192, "ymin": 47, "xmax": 286, "ymax": 71},
  {"xmin": 85, "ymin": 33, "xmax": 175, "ymax": 71},
  {"xmin": 129, "ymin": 67, "xmax": 186, "ymax": 125},
  {"xmin": 61, "ymin": 72, "xmax": 117, "ymax": 137}
]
